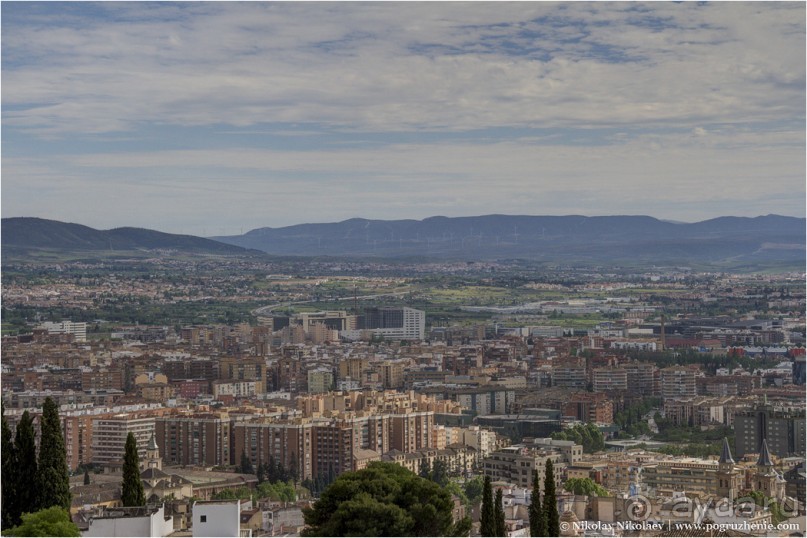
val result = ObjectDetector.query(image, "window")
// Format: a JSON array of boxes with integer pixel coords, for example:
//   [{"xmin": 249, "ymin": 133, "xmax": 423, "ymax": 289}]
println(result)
[{"xmin": 200, "ymin": 515, "xmax": 207, "ymax": 523}]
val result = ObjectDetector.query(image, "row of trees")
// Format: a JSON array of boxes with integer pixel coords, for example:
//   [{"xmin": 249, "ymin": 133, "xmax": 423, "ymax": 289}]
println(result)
[
  {"xmin": 480, "ymin": 459, "xmax": 561, "ymax": 537},
  {"xmin": 211, "ymin": 481, "xmax": 296, "ymax": 503},
  {"xmin": 2, "ymin": 399, "xmax": 76, "ymax": 535},
  {"xmin": 239, "ymin": 450, "xmax": 302, "ymax": 486},
  {"xmin": 1, "ymin": 401, "xmax": 71, "ymax": 522}
]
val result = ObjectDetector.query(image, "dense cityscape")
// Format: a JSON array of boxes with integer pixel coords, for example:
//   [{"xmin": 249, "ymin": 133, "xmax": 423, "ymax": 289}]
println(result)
[
  {"xmin": 3, "ymin": 1, "xmax": 805, "ymax": 537},
  {"xmin": 1, "ymin": 256, "xmax": 805, "ymax": 536}
]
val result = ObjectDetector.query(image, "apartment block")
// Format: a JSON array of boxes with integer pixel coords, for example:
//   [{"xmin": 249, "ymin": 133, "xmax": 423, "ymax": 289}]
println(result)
[
  {"xmin": 389, "ymin": 411, "xmax": 434, "ymax": 453},
  {"xmin": 623, "ymin": 361, "xmax": 659, "ymax": 396},
  {"xmin": 734, "ymin": 403, "xmax": 806, "ymax": 457},
  {"xmin": 592, "ymin": 367, "xmax": 628, "ymax": 392},
  {"xmin": 92, "ymin": 414, "xmax": 156, "ymax": 465},
  {"xmin": 233, "ymin": 420, "xmax": 316, "ymax": 480},
  {"xmin": 307, "ymin": 368, "xmax": 334, "ymax": 394},
  {"xmin": 642, "ymin": 458, "xmax": 719, "ymax": 497},
  {"xmin": 63, "ymin": 414, "xmax": 94, "ymax": 470},
  {"xmin": 562, "ymin": 392, "xmax": 614, "ymax": 424},
  {"xmin": 212, "ymin": 380, "xmax": 264, "ymax": 399},
  {"xmin": 663, "ymin": 397, "xmax": 731, "ymax": 427},
  {"xmin": 660, "ymin": 367, "xmax": 698, "ymax": 400},
  {"xmin": 552, "ymin": 363, "xmax": 587, "ymax": 390},
  {"xmin": 483, "ymin": 445, "xmax": 566, "ymax": 489},
  {"xmin": 156, "ymin": 413, "xmax": 233, "ymax": 467},
  {"xmin": 379, "ymin": 361, "xmax": 406, "ymax": 389}
]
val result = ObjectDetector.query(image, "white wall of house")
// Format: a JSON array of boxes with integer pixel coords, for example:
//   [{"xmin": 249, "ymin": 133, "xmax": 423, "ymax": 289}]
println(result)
[
  {"xmin": 82, "ymin": 505, "xmax": 173, "ymax": 538},
  {"xmin": 192, "ymin": 500, "xmax": 241, "ymax": 537}
]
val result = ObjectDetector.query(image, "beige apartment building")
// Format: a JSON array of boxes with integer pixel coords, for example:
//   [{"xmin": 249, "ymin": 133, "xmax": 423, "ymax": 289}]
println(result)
[
  {"xmin": 483, "ymin": 445, "xmax": 567, "ymax": 489},
  {"xmin": 92, "ymin": 414, "xmax": 156, "ymax": 466}
]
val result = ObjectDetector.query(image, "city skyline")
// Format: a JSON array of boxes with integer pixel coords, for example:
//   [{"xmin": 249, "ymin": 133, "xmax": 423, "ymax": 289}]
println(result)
[{"xmin": 2, "ymin": 2, "xmax": 805, "ymax": 237}]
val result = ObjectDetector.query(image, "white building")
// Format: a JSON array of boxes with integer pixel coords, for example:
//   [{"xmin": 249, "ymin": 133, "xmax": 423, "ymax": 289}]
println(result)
[
  {"xmin": 91, "ymin": 415, "xmax": 156, "ymax": 466},
  {"xmin": 461, "ymin": 426, "xmax": 498, "ymax": 458},
  {"xmin": 212, "ymin": 380, "xmax": 263, "ymax": 399},
  {"xmin": 192, "ymin": 499, "xmax": 250, "ymax": 537},
  {"xmin": 82, "ymin": 505, "xmax": 174, "ymax": 537},
  {"xmin": 341, "ymin": 307, "xmax": 426, "ymax": 341},
  {"xmin": 39, "ymin": 320, "xmax": 87, "ymax": 342}
]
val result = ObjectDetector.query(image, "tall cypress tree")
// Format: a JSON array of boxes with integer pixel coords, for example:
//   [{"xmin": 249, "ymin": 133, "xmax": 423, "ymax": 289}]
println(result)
[
  {"xmin": 543, "ymin": 459, "xmax": 560, "ymax": 537},
  {"xmin": 276, "ymin": 457, "xmax": 288, "ymax": 482},
  {"xmin": 121, "ymin": 432, "xmax": 145, "ymax": 506},
  {"xmin": 2, "ymin": 404, "xmax": 19, "ymax": 529},
  {"xmin": 240, "ymin": 449, "xmax": 253, "ymax": 475},
  {"xmin": 419, "ymin": 457, "xmax": 432, "ymax": 480},
  {"xmin": 480, "ymin": 475, "xmax": 495, "ymax": 537},
  {"xmin": 267, "ymin": 455, "xmax": 277, "ymax": 482},
  {"xmin": 529, "ymin": 470, "xmax": 546, "ymax": 537},
  {"xmin": 289, "ymin": 451, "xmax": 299, "ymax": 486},
  {"xmin": 36, "ymin": 398, "xmax": 71, "ymax": 512},
  {"xmin": 494, "ymin": 488, "xmax": 506, "ymax": 537},
  {"xmin": 15, "ymin": 411, "xmax": 38, "ymax": 517}
]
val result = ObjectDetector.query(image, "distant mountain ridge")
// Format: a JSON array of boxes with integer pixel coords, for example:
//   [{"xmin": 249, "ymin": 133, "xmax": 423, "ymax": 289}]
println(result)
[
  {"xmin": 1, "ymin": 217, "xmax": 257, "ymax": 256},
  {"xmin": 211, "ymin": 214, "xmax": 806, "ymax": 266},
  {"xmin": 2, "ymin": 214, "xmax": 804, "ymax": 268}
]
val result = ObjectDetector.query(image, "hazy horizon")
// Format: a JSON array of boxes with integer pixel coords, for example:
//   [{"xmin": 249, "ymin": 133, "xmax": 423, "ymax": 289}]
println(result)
[
  {"xmin": 3, "ymin": 2, "xmax": 805, "ymax": 236},
  {"xmin": 4, "ymin": 212, "xmax": 805, "ymax": 239}
]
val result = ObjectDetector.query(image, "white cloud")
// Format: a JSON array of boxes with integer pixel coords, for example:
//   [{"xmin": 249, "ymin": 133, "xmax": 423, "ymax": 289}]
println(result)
[
  {"xmin": 2, "ymin": 2, "xmax": 803, "ymax": 134},
  {"xmin": 1, "ymin": 2, "xmax": 804, "ymax": 233}
]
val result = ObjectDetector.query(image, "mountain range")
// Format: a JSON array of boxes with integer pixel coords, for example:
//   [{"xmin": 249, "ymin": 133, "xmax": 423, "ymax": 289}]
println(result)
[
  {"xmin": 213, "ymin": 214, "xmax": 805, "ymax": 266},
  {"xmin": 1, "ymin": 217, "xmax": 257, "ymax": 258},
  {"xmin": 2, "ymin": 214, "xmax": 804, "ymax": 268}
]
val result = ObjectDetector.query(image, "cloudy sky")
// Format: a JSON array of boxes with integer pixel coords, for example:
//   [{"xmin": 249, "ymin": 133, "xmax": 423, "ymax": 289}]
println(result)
[{"xmin": 2, "ymin": 2, "xmax": 805, "ymax": 236}]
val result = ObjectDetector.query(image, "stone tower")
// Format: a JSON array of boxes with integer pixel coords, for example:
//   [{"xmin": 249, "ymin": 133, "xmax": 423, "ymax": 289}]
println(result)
[
  {"xmin": 144, "ymin": 433, "xmax": 162, "ymax": 471},
  {"xmin": 716, "ymin": 437, "xmax": 741, "ymax": 502}
]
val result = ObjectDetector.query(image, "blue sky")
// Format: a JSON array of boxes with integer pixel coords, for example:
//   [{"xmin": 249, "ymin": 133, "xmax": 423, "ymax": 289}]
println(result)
[{"xmin": 2, "ymin": 1, "xmax": 804, "ymax": 236}]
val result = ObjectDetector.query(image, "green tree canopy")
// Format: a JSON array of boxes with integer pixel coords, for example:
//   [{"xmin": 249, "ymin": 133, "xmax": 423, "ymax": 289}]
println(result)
[
  {"xmin": 211, "ymin": 487, "xmax": 252, "ymax": 501},
  {"xmin": 36, "ymin": 398, "xmax": 71, "ymax": 512},
  {"xmin": 256, "ymin": 481, "xmax": 296, "ymax": 502},
  {"xmin": 121, "ymin": 432, "xmax": 145, "ymax": 507},
  {"xmin": 431, "ymin": 460, "xmax": 449, "ymax": 488},
  {"xmin": 302, "ymin": 462, "xmax": 465, "ymax": 537},
  {"xmin": 550, "ymin": 423, "xmax": 605, "ymax": 453},
  {"xmin": 463, "ymin": 476, "xmax": 484, "ymax": 506},
  {"xmin": 1, "ymin": 507, "xmax": 80, "ymax": 537},
  {"xmin": 563, "ymin": 478, "xmax": 609, "ymax": 497}
]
